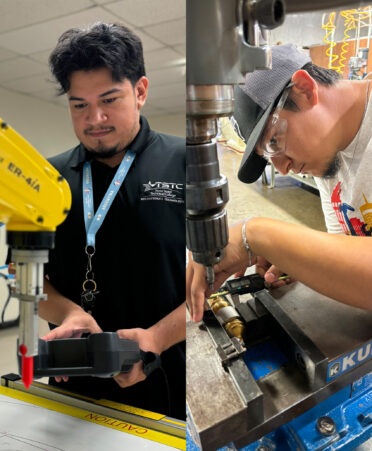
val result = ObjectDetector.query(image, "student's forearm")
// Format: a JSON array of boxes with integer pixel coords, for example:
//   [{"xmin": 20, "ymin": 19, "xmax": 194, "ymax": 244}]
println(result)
[
  {"xmin": 148, "ymin": 302, "xmax": 186, "ymax": 353},
  {"xmin": 39, "ymin": 278, "xmax": 89, "ymax": 326},
  {"xmin": 246, "ymin": 217, "xmax": 372, "ymax": 310}
]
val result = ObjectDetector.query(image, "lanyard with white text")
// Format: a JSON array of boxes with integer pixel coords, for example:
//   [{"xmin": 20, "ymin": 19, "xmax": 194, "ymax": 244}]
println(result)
[{"xmin": 80, "ymin": 150, "xmax": 136, "ymax": 312}]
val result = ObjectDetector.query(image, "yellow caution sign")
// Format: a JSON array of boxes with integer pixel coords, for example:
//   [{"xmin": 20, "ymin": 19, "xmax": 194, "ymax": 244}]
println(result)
[{"xmin": 0, "ymin": 386, "xmax": 185, "ymax": 450}]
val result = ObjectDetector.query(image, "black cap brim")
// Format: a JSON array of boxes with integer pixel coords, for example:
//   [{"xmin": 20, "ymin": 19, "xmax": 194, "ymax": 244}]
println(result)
[
  {"xmin": 237, "ymin": 104, "xmax": 273, "ymax": 183},
  {"xmin": 233, "ymin": 84, "xmax": 274, "ymax": 183}
]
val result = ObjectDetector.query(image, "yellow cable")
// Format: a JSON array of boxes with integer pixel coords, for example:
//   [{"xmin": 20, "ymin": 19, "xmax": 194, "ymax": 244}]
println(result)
[{"xmin": 322, "ymin": 12, "xmax": 342, "ymax": 73}]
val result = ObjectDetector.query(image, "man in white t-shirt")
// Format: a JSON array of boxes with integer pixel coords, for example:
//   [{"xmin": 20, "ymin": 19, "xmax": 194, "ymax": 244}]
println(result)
[
  {"xmin": 315, "ymin": 107, "xmax": 372, "ymax": 236},
  {"xmin": 233, "ymin": 44, "xmax": 371, "ymax": 238},
  {"xmin": 186, "ymin": 44, "xmax": 372, "ymax": 322}
]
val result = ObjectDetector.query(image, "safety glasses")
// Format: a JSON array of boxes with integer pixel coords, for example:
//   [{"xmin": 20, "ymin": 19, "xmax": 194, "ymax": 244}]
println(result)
[{"xmin": 261, "ymin": 82, "xmax": 294, "ymax": 159}]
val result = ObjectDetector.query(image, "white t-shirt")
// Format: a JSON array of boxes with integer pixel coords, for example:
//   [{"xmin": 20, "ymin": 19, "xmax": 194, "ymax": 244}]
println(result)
[{"xmin": 315, "ymin": 91, "xmax": 372, "ymax": 236}]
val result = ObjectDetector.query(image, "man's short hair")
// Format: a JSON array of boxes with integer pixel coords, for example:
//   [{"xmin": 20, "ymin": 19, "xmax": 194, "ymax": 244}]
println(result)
[
  {"xmin": 49, "ymin": 22, "xmax": 146, "ymax": 94},
  {"xmin": 301, "ymin": 62, "xmax": 342, "ymax": 86},
  {"xmin": 283, "ymin": 63, "xmax": 342, "ymax": 112}
]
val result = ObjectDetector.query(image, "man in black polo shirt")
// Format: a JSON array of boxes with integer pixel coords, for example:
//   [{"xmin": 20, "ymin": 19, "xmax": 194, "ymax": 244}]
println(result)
[{"xmin": 39, "ymin": 23, "xmax": 185, "ymax": 420}]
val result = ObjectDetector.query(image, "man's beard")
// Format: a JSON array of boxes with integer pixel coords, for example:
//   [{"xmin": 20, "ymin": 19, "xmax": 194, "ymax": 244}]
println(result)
[
  {"xmin": 322, "ymin": 153, "xmax": 341, "ymax": 179},
  {"xmin": 84, "ymin": 142, "xmax": 125, "ymax": 159}
]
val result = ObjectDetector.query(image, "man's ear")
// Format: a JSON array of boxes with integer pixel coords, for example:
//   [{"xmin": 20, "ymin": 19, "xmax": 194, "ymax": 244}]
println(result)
[
  {"xmin": 291, "ymin": 70, "xmax": 318, "ymax": 108},
  {"xmin": 135, "ymin": 76, "xmax": 149, "ymax": 109}
]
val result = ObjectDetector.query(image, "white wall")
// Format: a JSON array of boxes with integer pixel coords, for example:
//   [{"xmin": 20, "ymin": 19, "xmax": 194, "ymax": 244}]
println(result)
[
  {"xmin": 147, "ymin": 113, "xmax": 185, "ymax": 137},
  {"xmin": 1, "ymin": 87, "xmax": 78, "ymax": 158}
]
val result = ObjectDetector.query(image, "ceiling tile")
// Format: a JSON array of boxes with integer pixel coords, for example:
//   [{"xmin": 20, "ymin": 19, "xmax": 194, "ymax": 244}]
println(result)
[
  {"xmin": 29, "ymin": 49, "xmax": 54, "ymax": 65},
  {"xmin": 91, "ymin": 0, "xmax": 116, "ymax": 4},
  {"xmin": 0, "ymin": 57, "xmax": 46, "ymax": 83},
  {"xmin": 35, "ymin": 89, "xmax": 68, "ymax": 107},
  {"xmin": 132, "ymin": 29, "xmax": 164, "ymax": 53},
  {"xmin": 0, "ymin": 47, "xmax": 18, "ymax": 62},
  {"xmin": 0, "ymin": 2, "xmax": 185, "ymax": 115},
  {"xmin": 104, "ymin": 0, "xmax": 185, "ymax": 28},
  {"xmin": 145, "ymin": 18, "xmax": 185, "ymax": 46},
  {"xmin": 144, "ymin": 48, "xmax": 184, "ymax": 71},
  {"xmin": 2, "ymin": 73, "xmax": 54, "ymax": 94},
  {"xmin": 0, "ymin": 0, "xmax": 94, "ymax": 34},
  {"xmin": 147, "ymin": 65, "xmax": 185, "ymax": 87},
  {"xmin": 30, "ymin": 85, "xmax": 61, "ymax": 102},
  {"xmin": 173, "ymin": 44, "xmax": 185, "ymax": 56},
  {"xmin": 0, "ymin": 7, "xmax": 122, "ymax": 54}
]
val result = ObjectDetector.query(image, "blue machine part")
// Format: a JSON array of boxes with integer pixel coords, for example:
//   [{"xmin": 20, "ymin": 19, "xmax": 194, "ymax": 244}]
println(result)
[
  {"xmin": 242, "ymin": 340, "xmax": 288, "ymax": 380},
  {"xmin": 243, "ymin": 372, "xmax": 372, "ymax": 451},
  {"xmin": 187, "ymin": 336, "xmax": 372, "ymax": 451},
  {"xmin": 327, "ymin": 340, "xmax": 372, "ymax": 382}
]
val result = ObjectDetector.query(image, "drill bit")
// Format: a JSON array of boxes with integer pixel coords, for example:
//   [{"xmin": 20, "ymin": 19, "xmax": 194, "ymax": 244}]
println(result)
[{"xmin": 206, "ymin": 265, "xmax": 215, "ymax": 291}]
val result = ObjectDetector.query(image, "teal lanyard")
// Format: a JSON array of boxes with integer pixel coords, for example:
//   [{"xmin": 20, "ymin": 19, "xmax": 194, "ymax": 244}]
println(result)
[
  {"xmin": 80, "ymin": 151, "xmax": 136, "ymax": 312},
  {"xmin": 82, "ymin": 150, "xmax": 136, "ymax": 248}
]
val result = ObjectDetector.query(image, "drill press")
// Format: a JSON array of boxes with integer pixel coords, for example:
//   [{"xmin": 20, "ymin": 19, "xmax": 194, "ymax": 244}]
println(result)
[{"xmin": 186, "ymin": 0, "xmax": 284, "ymax": 288}]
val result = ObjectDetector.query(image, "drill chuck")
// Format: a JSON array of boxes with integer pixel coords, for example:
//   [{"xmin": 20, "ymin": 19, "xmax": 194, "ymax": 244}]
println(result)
[
  {"xmin": 186, "ymin": 140, "xmax": 229, "ymax": 269},
  {"xmin": 186, "ymin": 209, "xmax": 228, "ymax": 266}
]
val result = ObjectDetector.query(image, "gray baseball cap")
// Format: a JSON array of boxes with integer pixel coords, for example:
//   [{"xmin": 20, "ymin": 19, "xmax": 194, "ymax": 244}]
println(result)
[{"xmin": 234, "ymin": 44, "xmax": 311, "ymax": 183}]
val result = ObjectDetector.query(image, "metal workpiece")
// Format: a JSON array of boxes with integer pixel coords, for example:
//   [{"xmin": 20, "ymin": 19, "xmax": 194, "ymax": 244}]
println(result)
[
  {"xmin": 208, "ymin": 296, "xmax": 245, "ymax": 343},
  {"xmin": 12, "ymin": 249, "xmax": 48, "ymax": 358},
  {"xmin": 186, "ymin": 0, "xmax": 278, "ymax": 86}
]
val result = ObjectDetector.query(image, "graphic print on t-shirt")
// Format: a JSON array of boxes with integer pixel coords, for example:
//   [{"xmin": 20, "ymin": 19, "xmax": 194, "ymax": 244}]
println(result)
[{"xmin": 331, "ymin": 181, "xmax": 372, "ymax": 236}]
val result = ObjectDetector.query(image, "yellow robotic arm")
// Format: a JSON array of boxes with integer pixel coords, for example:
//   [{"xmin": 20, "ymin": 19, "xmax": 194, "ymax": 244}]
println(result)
[
  {"xmin": 0, "ymin": 119, "xmax": 71, "ymax": 231},
  {"xmin": 0, "ymin": 118, "xmax": 71, "ymax": 388}
]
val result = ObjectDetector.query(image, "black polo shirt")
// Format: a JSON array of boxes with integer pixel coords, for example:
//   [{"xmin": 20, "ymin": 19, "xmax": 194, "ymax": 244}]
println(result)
[{"xmin": 46, "ymin": 116, "xmax": 185, "ymax": 419}]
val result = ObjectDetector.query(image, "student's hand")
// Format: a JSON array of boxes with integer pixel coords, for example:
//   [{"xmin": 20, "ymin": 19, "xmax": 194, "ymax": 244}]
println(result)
[
  {"xmin": 41, "ymin": 312, "xmax": 102, "ymax": 382},
  {"xmin": 113, "ymin": 328, "xmax": 160, "ymax": 389},
  {"xmin": 186, "ymin": 221, "xmax": 255, "ymax": 322},
  {"xmin": 255, "ymin": 256, "xmax": 295, "ymax": 287}
]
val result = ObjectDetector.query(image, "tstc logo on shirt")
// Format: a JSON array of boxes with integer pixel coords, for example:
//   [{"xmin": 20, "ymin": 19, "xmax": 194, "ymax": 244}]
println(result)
[{"xmin": 140, "ymin": 180, "xmax": 184, "ymax": 204}]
